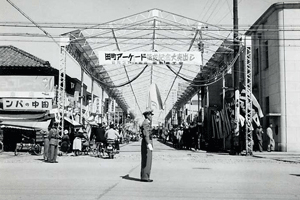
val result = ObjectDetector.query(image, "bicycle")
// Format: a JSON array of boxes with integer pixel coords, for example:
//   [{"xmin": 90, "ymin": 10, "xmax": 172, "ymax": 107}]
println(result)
[
  {"xmin": 93, "ymin": 141, "xmax": 106, "ymax": 157},
  {"xmin": 14, "ymin": 135, "xmax": 41, "ymax": 156}
]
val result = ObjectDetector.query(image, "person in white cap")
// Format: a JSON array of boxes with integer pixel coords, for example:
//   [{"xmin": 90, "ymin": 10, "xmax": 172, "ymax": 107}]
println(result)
[{"xmin": 140, "ymin": 108, "xmax": 154, "ymax": 182}]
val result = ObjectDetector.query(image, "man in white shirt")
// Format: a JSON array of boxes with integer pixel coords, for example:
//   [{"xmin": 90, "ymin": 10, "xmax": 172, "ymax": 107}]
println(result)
[
  {"xmin": 266, "ymin": 123, "xmax": 275, "ymax": 152},
  {"xmin": 105, "ymin": 124, "xmax": 120, "ymax": 151}
]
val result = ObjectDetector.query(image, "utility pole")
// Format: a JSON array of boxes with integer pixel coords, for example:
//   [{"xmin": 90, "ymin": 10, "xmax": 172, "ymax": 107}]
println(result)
[{"xmin": 233, "ymin": 0, "xmax": 240, "ymax": 153}]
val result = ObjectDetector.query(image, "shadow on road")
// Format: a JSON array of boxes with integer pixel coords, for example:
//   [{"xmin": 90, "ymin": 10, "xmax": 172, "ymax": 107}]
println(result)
[
  {"xmin": 35, "ymin": 158, "xmax": 45, "ymax": 162},
  {"xmin": 290, "ymin": 174, "xmax": 300, "ymax": 177},
  {"xmin": 121, "ymin": 174, "xmax": 143, "ymax": 182}
]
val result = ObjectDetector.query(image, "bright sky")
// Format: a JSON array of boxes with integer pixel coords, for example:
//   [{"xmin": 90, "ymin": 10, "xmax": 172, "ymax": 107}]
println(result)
[
  {"xmin": 0, "ymin": 0, "xmax": 298, "ymax": 120},
  {"xmin": 1, "ymin": 0, "xmax": 297, "ymax": 72}
]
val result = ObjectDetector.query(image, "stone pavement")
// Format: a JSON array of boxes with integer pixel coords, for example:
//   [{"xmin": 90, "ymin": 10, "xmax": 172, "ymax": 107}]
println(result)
[{"xmin": 1, "ymin": 140, "xmax": 300, "ymax": 200}]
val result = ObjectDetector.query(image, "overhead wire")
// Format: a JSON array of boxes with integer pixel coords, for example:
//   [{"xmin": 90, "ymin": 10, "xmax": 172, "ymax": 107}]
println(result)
[
  {"xmin": 201, "ymin": 0, "xmax": 217, "ymax": 22},
  {"xmin": 5, "ymin": 0, "xmax": 140, "ymax": 113},
  {"xmin": 205, "ymin": 0, "xmax": 226, "ymax": 23},
  {"xmin": 205, "ymin": 0, "xmax": 220, "ymax": 23}
]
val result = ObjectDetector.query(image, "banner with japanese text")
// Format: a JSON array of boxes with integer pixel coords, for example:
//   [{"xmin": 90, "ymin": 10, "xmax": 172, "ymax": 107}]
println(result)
[
  {"xmin": 93, "ymin": 97, "xmax": 102, "ymax": 114},
  {"xmin": 3, "ymin": 98, "xmax": 52, "ymax": 111},
  {"xmin": 99, "ymin": 52, "xmax": 202, "ymax": 65}
]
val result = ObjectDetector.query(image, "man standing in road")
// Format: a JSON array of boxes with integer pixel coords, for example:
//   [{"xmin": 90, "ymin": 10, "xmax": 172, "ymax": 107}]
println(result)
[
  {"xmin": 266, "ymin": 123, "xmax": 275, "ymax": 152},
  {"xmin": 48, "ymin": 123, "xmax": 59, "ymax": 163},
  {"xmin": 140, "ymin": 108, "xmax": 154, "ymax": 182}
]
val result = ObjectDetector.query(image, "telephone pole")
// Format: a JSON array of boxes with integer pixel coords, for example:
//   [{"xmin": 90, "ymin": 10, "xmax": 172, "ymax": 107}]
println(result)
[{"xmin": 233, "ymin": 0, "xmax": 240, "ymax": 152}]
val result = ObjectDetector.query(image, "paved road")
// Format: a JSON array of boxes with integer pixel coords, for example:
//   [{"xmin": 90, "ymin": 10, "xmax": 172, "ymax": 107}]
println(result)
[{"xmin": 0, "ymin": 139, "xmax": 300, "ymax": 200}]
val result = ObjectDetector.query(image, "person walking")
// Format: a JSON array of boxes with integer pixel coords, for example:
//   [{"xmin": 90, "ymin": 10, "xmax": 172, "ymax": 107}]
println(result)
[
  {"xmin": 266, "ymin": 123, "xmax": 275, "ymax": 152},
  {"xmin": 48, "ymin": 123, "xmax": 59, "ymax": 163},
  {"xmin": 140, "ymin": 108, "xmax": 154, "ymax": 182},
  {"xmin": 255, "ymin": 125, "xmax": 263, "ymax": 152}
]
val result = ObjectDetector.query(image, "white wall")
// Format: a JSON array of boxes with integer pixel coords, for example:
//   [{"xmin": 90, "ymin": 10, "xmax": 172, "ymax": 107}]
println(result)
[{"xmin": 282, "ymin": 9, "xmax": 300, "ymax": 151}]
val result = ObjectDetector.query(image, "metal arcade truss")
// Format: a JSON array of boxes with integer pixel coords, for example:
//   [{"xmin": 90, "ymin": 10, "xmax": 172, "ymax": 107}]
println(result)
[{"xmin": 60, "ymin": 9, "xmax": 235, "ymax": 124}]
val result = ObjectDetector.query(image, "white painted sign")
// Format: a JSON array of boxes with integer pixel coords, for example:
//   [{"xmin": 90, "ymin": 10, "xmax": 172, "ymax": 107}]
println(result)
[
  {"xmin": 0, "ymin": 76, "xmax": 55, "ymax": 98},
  {"xmin": 3, "ymin": 98, "xmax": 52, "ymax": 111},
  {"xmin": 99, "ymin": 52, "xmax": 202, "ymax": 65}
]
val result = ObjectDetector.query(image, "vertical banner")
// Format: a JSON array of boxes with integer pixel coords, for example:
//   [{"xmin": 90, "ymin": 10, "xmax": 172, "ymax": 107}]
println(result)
[
  {"xmin": 110, "ymin": 99, "xmax": 115, "ymax": 113},
  {"xmin": 234, "ymin": 90, "xmax": 240, "ymax": 136},
  {"xmin": 93, "ymin": 97, "xmax": 101, "ymax": 114},
  {"xmin": 147, "ymin": 83, "xmax": 163, "ymax": 111}
]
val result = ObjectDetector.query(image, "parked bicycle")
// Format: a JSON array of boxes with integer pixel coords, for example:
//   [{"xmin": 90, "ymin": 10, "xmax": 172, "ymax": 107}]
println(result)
[{"xmin": 15, "ymin": 134, "xmax": 41, "ymax": 156}]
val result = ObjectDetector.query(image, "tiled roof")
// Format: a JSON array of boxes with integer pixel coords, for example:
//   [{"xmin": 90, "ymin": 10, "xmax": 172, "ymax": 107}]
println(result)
[{"xmin": 0, "ymin": 45, "xmax": 51, "ymax": 67}]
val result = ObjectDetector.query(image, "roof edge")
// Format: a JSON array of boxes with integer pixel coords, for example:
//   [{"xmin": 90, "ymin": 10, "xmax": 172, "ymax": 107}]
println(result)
[
  {"xmin": 1, "ymin": 45, "xmax": 51, "ymax": 67},
  {"xmin": 245, "ymin": 2, "xmax": 300, "ymax": 35}
]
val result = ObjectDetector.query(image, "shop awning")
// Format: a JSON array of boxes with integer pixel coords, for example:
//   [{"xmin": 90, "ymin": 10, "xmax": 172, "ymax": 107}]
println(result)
[
  {"xmin": 64, "ymin": 117, "xmax": 82, "ymax": 127},
  {"xmin": 0, "ymin": 120, "xmax": 51, "ymax": 131},
  {"xmin": 0, "ymin": 111, "xmax": 51, "ymax": 121}
]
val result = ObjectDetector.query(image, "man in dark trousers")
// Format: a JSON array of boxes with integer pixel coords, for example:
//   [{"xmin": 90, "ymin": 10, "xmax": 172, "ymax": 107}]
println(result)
[
  {"xmin": 140, "ymin": 108, "xmax": 154, "ymax": 182},
  {"xmin": 254, "ymin": 125, "xmax": 263, "ymax": 152},
  {"xmin": 43, "ymin": 129, "xmax": 50, "ymax": 161},
  {"xmin": 48, "ymin": 123, "xmax": 59, "ymax": 163}
]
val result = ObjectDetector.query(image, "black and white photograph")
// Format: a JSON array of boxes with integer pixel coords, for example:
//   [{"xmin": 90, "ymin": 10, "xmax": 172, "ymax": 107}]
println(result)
[{"xmin": 0, "ymin": 0, "xmax": 300, "ymax": 199}]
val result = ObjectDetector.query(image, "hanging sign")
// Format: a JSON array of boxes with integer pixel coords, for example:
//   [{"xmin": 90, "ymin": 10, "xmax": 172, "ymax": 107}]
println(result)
[
  {"xmin": 0, "ymin": 76, "xmax": 54, "ymax": 98},
  {"xmin": 99, "ymin": 52, "xmax": 202, "ymax": 65},
  {"xmin": 93, "ymin": 97, "xmax": 101, "ymax": 114},
  {"xmin": 3, "ymin": 98, "xmax": 52, "ymax": 111}
]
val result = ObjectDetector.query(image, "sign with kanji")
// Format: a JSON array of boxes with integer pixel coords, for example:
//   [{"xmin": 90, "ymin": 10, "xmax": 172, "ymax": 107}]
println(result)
[
  {"xmin": 0, "ymin": 76, "xmax": 55, "ymax": 98},
  {"xmin": 110, "ymin": 99, "xmax": 115, "ymax": 113},
  {"xmin": 99, "ymin": 52, "xmax": 202, "ymax": 65},
  {"xmin": 3, "ymin": 98, "xmax": 52, "ymax": 111},
  {"xmin": 93, "ymin": 97, "xmax": 101, "ymax": 114}
]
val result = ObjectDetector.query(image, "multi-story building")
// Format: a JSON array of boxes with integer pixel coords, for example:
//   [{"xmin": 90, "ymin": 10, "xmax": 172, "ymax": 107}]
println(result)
[{"xmin": 246, "ymin": 2, "xmax": 300, "ymax": 151}]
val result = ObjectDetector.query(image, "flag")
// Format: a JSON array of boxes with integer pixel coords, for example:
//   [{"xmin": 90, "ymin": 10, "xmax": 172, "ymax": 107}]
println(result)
[
  {"xmin": 147, "ymin": 83, "xmax": 163, "ymax": 110},
  {"xmin": 240, "ymin": 89, "xmax": 264, "ymax": 118}
]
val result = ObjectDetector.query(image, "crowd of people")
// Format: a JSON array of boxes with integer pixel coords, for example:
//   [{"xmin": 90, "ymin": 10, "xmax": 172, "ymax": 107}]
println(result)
[
  {"xmin": 41, "ymin": 120, "xmax": 136, "ymax": 162},
  {"xmin": 160, "ymin": 122, "xmax": 201, "ymax": 151}
]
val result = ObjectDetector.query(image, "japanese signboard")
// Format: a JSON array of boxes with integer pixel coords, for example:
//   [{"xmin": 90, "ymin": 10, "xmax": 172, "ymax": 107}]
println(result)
[
  {"xmin": 0, "ymin": 76, "xmax": 54, "ymax": 98},
  {"xmin": 93, "ymin": 97, "xmax": 101, "ymax": 114},
  {"xmin": 3, "ymin": 98, "xmax": 52, "ymax": 111},
  {"xmin": 110, "ymin": 99, "xmax": 116, "ymax": 113},
  {"xmin": 99, "ymin": 52, "xmax": 202, "ymax": 65}
]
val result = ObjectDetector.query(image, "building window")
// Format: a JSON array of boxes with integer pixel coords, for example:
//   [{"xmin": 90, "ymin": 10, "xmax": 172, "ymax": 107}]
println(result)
[
  {"xmin": 254, "ymin": 48, "xmax": 259, "ymax": 75},
  {"xmin": 264, "ymin": 40, "xmax": 269, "ymax": 69}
]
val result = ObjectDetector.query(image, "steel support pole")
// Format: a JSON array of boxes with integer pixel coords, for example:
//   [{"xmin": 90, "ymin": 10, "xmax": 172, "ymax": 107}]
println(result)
[
  {"xmin": 223, "ymin": 72, "xmax": 226, "ymax": 150},
  {"xmin": 244, "ymin": 36, "xmax": 253, "ymax": 155},
  {"xmin": 91, "ymin": 78, "xmax": 94, "ymax": 114},
  {"xmin": 101, "ymin": 87, "xmax": 104, "ymax": 123},
  {"xmin": 80, "ymin": 69, "xmax": 84, "ymax": 124},
  {"xmin": 57, "ymin": 37, "xmax": 69, "ymax": 136}
]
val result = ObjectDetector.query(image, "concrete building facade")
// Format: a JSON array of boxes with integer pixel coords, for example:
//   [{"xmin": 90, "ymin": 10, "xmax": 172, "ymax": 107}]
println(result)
[{"xmin": 246, "ymin": 3, "xmax": 300, "ymax": 151}]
